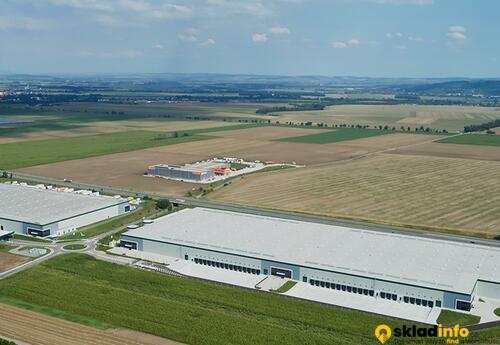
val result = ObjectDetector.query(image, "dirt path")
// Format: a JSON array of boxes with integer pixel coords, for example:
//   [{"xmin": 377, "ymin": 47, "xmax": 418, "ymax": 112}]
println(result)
[{"xmin": 0, "ymin": 304, "xmax": 184, "ymax": 345}]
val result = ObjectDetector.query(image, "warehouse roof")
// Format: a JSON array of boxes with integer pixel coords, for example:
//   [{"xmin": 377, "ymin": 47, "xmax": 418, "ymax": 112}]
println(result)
[
  {"xmin": 0, "ymin": 183, "xmax": 128, "ymax": 225},
  {"xmin": 123, "ymin": 208, "xmax": 500, "ymax": 294}
]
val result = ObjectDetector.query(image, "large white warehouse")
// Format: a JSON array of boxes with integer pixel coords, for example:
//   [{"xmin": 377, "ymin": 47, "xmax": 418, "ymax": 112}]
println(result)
[
  {"xmin": 0, "ymin": 183, "xmax": 130, "ymax": 237},
  {"xmin": 121, "ymin": 207, "xmax": 500, "ymax": 313}
]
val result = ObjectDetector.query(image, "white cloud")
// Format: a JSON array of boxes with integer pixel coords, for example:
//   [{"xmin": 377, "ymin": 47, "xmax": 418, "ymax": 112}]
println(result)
[
  {"xmin": 447, "ymin": 25, "xmax": 466, "ymax": 41},
  {"xmin": 0, "ymin": 16, "xmax": 50, "ymax": 31},
  {"xmin": 386, "ymin": 32, "xmax": 403, "ymax": 39},
  {"xmin": 153, "ymin": 43, "xmax": 164, "ymax": 49},
  {"xmin": 408, "ymin": 36, "xmax": 423, "ymax": 41},
  {"xmin": 270, "ymin": 26, "xmax": 290, "ymax": 35},
  {"xmin": 252, "ymin": 33, "xmax": 268, "ymax": 43},
  {"xmin": 201, "ymin": 38, "xmax": 216, "ymax": 46},
  {"xmin": 332, "ymin": 41, "xmax": 347, "ymax": 49},
  {"xmin": 178, "ymin": 27, "xmax": 199, "ymax": 42},
  {"xmin": 347, "ymin": 38, "xmax": 360, "ymax": 46},
  {"xmin": 332, "ymin": 38, "xmax": 360, "ymax": 49}
]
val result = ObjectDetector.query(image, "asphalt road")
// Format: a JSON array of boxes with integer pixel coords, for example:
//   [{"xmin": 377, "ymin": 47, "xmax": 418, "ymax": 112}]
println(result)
[{"xmin": 9, "ymin": 171, "xmax": 500, "ymax": 249}]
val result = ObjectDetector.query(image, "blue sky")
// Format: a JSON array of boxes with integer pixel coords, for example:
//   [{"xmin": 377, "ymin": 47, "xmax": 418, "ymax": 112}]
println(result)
[{"xmin": 0, "ymin": 0, "xmax": 498, "ymax": 77}]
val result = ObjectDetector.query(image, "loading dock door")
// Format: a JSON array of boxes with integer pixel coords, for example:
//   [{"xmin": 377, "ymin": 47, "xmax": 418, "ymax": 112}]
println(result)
[
  {"xmin": 120, "ymin": 241, "xmax": 138, "ymax": 250},
  {"xmin": 271, "ymin": 267, "xmax": 292, "ymax": 279}
]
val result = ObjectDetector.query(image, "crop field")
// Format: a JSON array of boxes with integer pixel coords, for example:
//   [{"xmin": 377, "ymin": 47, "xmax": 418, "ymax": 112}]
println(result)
[
  {"xmin": 0, "ymin": 130, "xmax": 211, "ymax": 169},
  {"xmin": 437, "ymin": 134, "xmax": 500, "ymax": 147},
  {"xmin": 210, "ymin": 154, "xmax": 500, "ymax": 237},
  {"xmin": 1, "ymin": 254, "xmax": 498, "ymax": 345},
  {"xmin": 18, "ymin": 131, "xmax": 440, "ymax": 196},
  {"xmin": 389, "ymin": 142, "xmax": 500, "ymax": 162},
  {"xmin": 0, "ymin": 303, "xmax": 182, "ymax": 345},
  {"xmin": 274, "ymin": 104, "xmax": 500, "ymax": 131},
  {"xmin": 276, "ymin": 128, "xmax": 391, "ymax": 144},
  {"xmin": 0, "ymin": 119, "xmax": 235, "ymax": 144}
]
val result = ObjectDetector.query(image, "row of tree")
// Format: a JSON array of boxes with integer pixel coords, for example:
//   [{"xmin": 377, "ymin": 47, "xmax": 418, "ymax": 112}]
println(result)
[{"xmin": 464, "ymin": 119, "xmax": 500, "ymax": 133}]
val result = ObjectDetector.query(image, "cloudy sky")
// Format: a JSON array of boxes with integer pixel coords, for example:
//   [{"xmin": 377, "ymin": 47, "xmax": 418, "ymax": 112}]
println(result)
[{"xmin": 0, "ymin": 0, "xmax": 498, "ymax": 77}]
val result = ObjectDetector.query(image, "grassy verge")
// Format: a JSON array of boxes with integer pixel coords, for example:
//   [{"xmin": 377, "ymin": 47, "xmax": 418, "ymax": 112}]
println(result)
[
  {"xmin": 11, "ymin": 234, "xmax": 52, "ymax": 243},
  {"xmin": 437, "ymin": 310, "xmax": 481, "ymax": 326},
  {"xmin": 62, "ymin": 244, "xmax": 87, "ymax": 251},
  {"xmin": 0, "ymin": 254, "xmax": 497, "ymax": 344},
  {"xmin": 276, "ymin": 128, "xmax": 392, "ymax": 144},
  {"xmin": 0, "ymin": 130, "xmax": 211, "ymax": 169},
  {"xmin": 495, "ymin": 308, "xmax": 500, "ymax": 317},
  {"xmin": 58, "ymin": 200, "xmax": 158, "ymax": 240},
  {"xmin": 437, "ymin": 133, "xmax": 500, "ymax": 147},
  {"xmin": 271, "ymin": 280, "xmax": 297, "ymax": 293}
]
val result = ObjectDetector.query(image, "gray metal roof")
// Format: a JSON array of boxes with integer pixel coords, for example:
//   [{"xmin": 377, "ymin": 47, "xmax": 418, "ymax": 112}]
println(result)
[
  {"xmin": 0, "ymin": 184, "xmax": 127, "ymax": 225},
  {"xmin": 123, "ymin": 208, "xmax": 500, "ymax": 294}
]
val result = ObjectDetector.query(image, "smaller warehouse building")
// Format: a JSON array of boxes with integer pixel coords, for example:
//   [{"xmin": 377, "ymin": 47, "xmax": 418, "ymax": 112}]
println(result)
[
  {"xmin": 121, "ymin": 208, "xmax": 500, "ymax": 314},
  {"xmin": 148, "ymin": 160, "xmax": 232, "ymax": 182},
  {"xmin": 0, "ymin": 183, "xmax": 130, "ymax": 237}
]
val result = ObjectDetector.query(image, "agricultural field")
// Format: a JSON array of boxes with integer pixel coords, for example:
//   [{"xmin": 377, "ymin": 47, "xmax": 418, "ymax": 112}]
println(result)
[
  {"xmin": 0, "ymin": 101, "xmax": 271, "ymax": 142},
  {"xmin": 1, "ymin": 254, "xmax": 498, "ymax": 345},
  {"xmin": 0, "ymin": 130, "xmax": 211, "ymax": 169},
  {"xmin": 209, "ymin": 154, "xmax": 500, "ymax": 237},
  {"xmin": 0, "ymin": 303, "xmax": 181, "ymax": 345},
  {"xmin": 274, "ymin": 104, "xmax": 500, "ymax": 131},
  {"xmin": 18, "ymin": 130, "xmax": 440, "ymax": 196},
  {"xmin": 276, "ymin": 128, "xmax": 391, "ymax": 144},
  {"xmin": 437, "ymin": 133, "xmax": 500, "ymax": 147},
  {"xmin": 0, "ymin": 244, "xmax": 29, "ymax": 273},
  {"xmin": 390, "ymin": 142, "xmax": 500, "ymax": 161}
]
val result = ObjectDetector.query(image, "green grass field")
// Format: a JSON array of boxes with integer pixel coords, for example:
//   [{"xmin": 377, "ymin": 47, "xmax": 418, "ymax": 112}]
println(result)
[
  {"xmin": 0, "ymin": 255, "xmax": 498, "ymax": 345},
  {"xmin": 437, "ymin": 133, "xmax": 500, "ymax": 147},
  {"xmin": 272, "ymin": 280, "xmax": 297, "ymax": 293},
  {"xmin": 62, "ymin": 244, "xmax": 86, "ymax": 251},
  {"xmin": 0, "ymin": 130, "xmax": 210, "ymax": 169},
  {"xmin": 11, "ymin": 234, "xmax": 52, "ymax": 243},
  {"xmin": 277, "ymin": 128, "xmax": 391, "ymax": 144},
  {"xmin": 436, "ymin": 310, "xmax": 481, "ymax": 326}
]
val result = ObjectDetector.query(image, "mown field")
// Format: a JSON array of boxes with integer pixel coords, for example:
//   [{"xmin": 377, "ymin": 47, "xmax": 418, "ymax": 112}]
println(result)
[
  {"xmin": 0, "ymin": 254, "xmax": 497, "ymax": 345},
  {"xmin": 438, "ymin": 134, "xmax": 500, "ymax": 147},
  {"xmin": 275, "ymin": 104, "xmax": 500, "ymax": 131},
  {"xmin": 276, "ymin": 128, "xmax": 391, "ymax": 144},
  {"xmin": 210, "ymin": 154, "xmax": 500, "ymax": 237},
  {"xmin": 0, "ymin": 130, "xmax": 211, "ymax": 169}
]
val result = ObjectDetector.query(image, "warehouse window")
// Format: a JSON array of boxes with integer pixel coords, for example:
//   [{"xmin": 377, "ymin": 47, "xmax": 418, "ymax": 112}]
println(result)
[
  {"xmin": 422, "ymin": 300, "xmax": 428, "ymax": 307},
  {"xmin": 428, "ymin": 301, "xmax": 434, "ymax": 308},
  {"xmin": 392, "ymin": 294, "xmax": 397, "ymax": 301},
  {"xmin": 352, "ymin": 287, "xmax": 357, "ymax": 293},
  {"xmin": 380, "ymin": 292, "xmax": 386, "ymax": 299},
  {"xmin": 363, "ymin": 289, "xmax": 368, "ymax": 295},
  {"xmin": 320, "ymin": 281, "xmax": 325, "ymax": 288},
  {"xmin": 326, "ymin": 282, "xmax": 330, "ymax": 288},
  {"xmin": 416, "ymin": 299, "xmax": 422, "ymax": 306},
  {"xmin": 410, "ymin": 297, "xmax": 415, "ymax": 304},
  {"xmin": 336, "ymin": 284, "xmax": 341, "ymax": 290},
  {"xmin": 435, "ymin": 301, "xmax": 441, "ymax": 308},
  {"xmin": 369, "ymin": 290, "xmax": 374, "ymax": 297},
  {"xmin": 184, "ymin": 254, "xmax": 189, "ymax": 260},
  {"xmin": 310, "ymin": 279, "xmax": 315, "ymax": 285},
  {"xmin": 224, "ymin": 263, "xmax": 229, "ymax": 269},
  {"xmin": 404, "ymin": 296, "xmax": 409, "ymax": 303},
  {"xmin": 341, "ymin": 285, "xmax": 346, "ymax": 291},
  {"xmin": 303, "ymin": 276, "xmax": 308, "ymax": 283},
  {"xmin": 256, "ymin": 270, "xmax": 260, "ymax": 275},
  {"xmin": 263, "ymin": 269, "xmax": 268, "ymax": 275}
]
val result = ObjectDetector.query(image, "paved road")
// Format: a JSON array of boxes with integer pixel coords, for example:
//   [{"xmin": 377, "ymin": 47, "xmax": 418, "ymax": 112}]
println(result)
[{"xmin": 8, "ymin": 171, "xmax": 500, "ymax": 249}]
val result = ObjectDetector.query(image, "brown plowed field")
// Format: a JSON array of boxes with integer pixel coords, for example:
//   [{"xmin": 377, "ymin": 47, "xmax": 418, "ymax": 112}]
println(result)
[{"xmin": 0, "ymin": 303, "xmax": 183, "ymax": 345}]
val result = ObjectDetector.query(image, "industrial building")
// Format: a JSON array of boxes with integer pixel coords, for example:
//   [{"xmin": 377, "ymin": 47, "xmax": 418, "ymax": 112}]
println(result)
[
  {"xmin": 147, "ymin": 158, "xmax": 247, "ymax": 182},
  {"xmin": 121, "ymin": 208, "xmax": 500, "ymax": 313},
  {"xmin": 0, "ymin": 183, "xmax": 130, "ymax": 237}
]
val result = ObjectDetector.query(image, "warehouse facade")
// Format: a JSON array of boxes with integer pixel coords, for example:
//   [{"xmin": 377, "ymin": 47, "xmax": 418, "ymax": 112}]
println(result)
[
  {"xmin": 120, "ymin": 208, "xmax": 500, "ymax": 313},
  {"xmin": 0, "ymin": 183, "xmax": 130, "ymax": 237}
]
